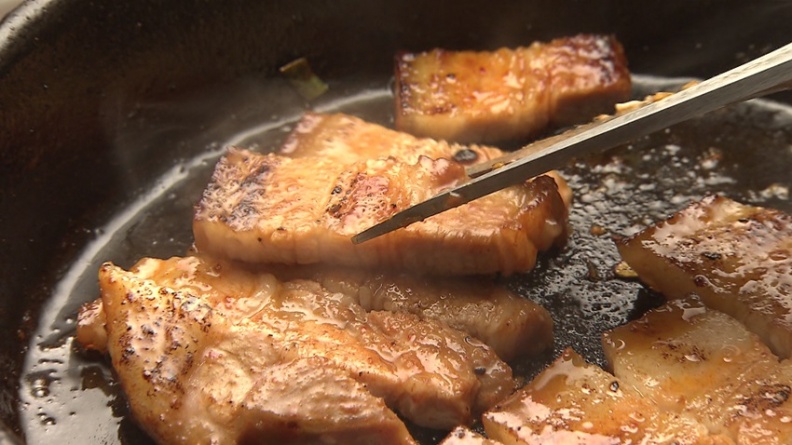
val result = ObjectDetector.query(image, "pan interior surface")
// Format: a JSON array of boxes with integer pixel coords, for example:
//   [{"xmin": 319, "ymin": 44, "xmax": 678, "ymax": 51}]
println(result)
[{"xmin": 16, "ymin": 73, "xmax": 792, "ymax": 444}]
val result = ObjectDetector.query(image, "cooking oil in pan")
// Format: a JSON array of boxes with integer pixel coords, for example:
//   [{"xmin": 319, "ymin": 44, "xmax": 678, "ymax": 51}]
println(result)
[{"xmin": 17, "ymin": 75, "xmax": 792, "ymax": 444}]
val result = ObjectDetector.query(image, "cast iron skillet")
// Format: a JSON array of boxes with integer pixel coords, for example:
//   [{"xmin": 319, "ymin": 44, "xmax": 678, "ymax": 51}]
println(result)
[{"xmin": 2, "ymin": 1, "xmax": 792, "ymax": 443}]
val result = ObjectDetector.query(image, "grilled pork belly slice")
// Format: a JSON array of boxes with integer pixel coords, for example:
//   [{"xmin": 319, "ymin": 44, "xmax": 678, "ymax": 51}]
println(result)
[
  {"xmin": 194, "ymin": 145, "xmax": 569, "ymax": 276},
  {"xmin": 394, "ymin": 34, "xmax": 631, "ymax": 144},
  {"xmin": 80, "ymin": 261, "xmax": 553, "ymax": 363},
  {"xmin": 603, "ymin": 297, "xmax": 792, "ymax": 444},
  {"xmin": 482, "ymin": 348, "xmax": 727, "ymax": 445},
  {"xmin": 79, "ymin": 256, "xmax": 515, "ymax": 435},
  {"xmin": 93, "ymin": 263, "xmax": 415, "ymax": 445},
  {"xmin": 616, "ymin": 195, "xmax": 792, "ymax": 359},
  {"xmin": 280, "ymin": 266, "xmax": 553, "ymax": 361}
]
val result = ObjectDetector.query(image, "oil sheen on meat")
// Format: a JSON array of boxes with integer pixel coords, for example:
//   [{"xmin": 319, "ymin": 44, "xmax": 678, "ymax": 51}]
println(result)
[
  {"xmin": 193, "ymin": 113, "xmax": 571, "ymax": 276},
  {"xmin": 617, "ymin": 195, "xmax": 792, "ymax": 359},
  {"xmin": 482, "ymin": 348, "xmax": 729, "ymax": 444},
  {"xmin": 394, "ymin": 34, "xmax": 632, "ymax": 143},
  {"xmin": 274, "ymin": 265, "xmax": 553, "ymax": 361},
  {"xmin": 478, "ymin": 297, "xmax": 792, "ymax": 444},
  {"xmin": 77, "ymin": 255, "xmax": 516, "ymax": 444},
  {"xmin": 603, "ymin": 296, "xmax": 792, "ymax": 444}
]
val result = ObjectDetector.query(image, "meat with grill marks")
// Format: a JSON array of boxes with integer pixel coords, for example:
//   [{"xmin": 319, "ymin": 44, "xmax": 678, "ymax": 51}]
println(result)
[
  {"xmin": 617, "ymin": 195, "xmax": 792, "ymax": 359},
  {"xmin": 482, "ymin": 348, "xmax": 729, "ymax": 444},
  {"xmin": 269, "ymin": 265, "xmax": 553, "ymax": 361},
  {"xmin": 604, "ymin": 296, "xmax": 792, "ymax": 444},
  {"xmin": 473, "ymin": 292, "xmax": 792, "ymax": 444},
  {"xmin": 194, "ymin": 113, "xmax": 570, "ymax": 276},
  {"xmin": 77, "ymin": 255, "xmax": 516, "ymax": 444},
  {"xmin": 394, "ymin": 34, "xmax": 631, "ymax": 144}
]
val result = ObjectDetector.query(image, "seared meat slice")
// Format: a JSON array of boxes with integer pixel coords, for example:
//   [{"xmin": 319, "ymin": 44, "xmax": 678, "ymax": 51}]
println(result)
[
  {"xmin": 194, "ymin": 144, "xmax": 569, "ymax": 276},
  {"xmin": 94, "ymin": 261, "xmax": 415, "ymax": 445},
  {"xmin": 603, "ymin": 296, "xmax": 792, "ymax": 444},
  {"xmin": 79, "ymin": 256, "xmax": 515, "ymax": 434},
  {"xmin": 81, "ymin": 261, "xmax": 552, "ymax": 363},
  {"xmin": 282, "ymin": 266, "xmax": 553, "ymax": 361},
  {"xmin": 394, "ymin": 34, "xmax": 631, "ymax": 144},
  {"xmin": 482, "ymin": 348, "xmax": 727, "ymax": 445},
  {"xmin": 617, "ymin": 195, "xmax": 792, "ymax": 358}
]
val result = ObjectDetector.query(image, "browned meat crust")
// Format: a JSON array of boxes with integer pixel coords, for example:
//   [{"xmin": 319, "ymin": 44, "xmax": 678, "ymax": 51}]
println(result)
[
  {"xmin": 604, "ymin": 296, "xmax": 792, "ymax": 444},
  {"xmin": 483, "ymin": 347, "xmax": 728, "ymax": 444},
  {"xmin": 77, "ymin": 255, "xmax": 517, "ymax": 442},
  {"xmin": 617, "ymin": 195, "xmax": 792, "ymax": 359},
  {"xmin": 480, "ymin": 296, "xmax": 792, "ymax": 443},
  {"xmin": 290, "ymin": 266, "xmax": 554, "ymax": 361},
  {"xmin": 394, "ymin": 34, "xmax": 631, "ymax": 143},
  {"xmin": 194, "ymin": 114, "xmax": 570, "ymax": 276}
]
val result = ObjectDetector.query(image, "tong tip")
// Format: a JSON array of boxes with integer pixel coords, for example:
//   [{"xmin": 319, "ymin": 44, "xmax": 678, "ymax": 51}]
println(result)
[
  {"xmin": 351, "ymin": 221, "xmax": 395, "ymax": 244},
  {"xmin": 352, "ymin": 217, "xmax": 418, "ymax": 244},
  {"xmin": 352, "ymin": 192, "xmax": 456, "ymax": 244}
]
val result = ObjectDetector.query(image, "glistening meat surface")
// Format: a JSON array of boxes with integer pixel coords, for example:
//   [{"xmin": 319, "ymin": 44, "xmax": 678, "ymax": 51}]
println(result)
[
  {"xmin": 478, "ymin": 296, "xmax": 792, "ymax": 444},
  {"xmin": 603, "ymin": 297, "xmax": 792, "ymax": 444},
  {"xmin": 482, "ymin": 348, "xmax": 726, "ymax": 444},
  {"xmin": 282, "ymin": 266, "xmax": 553, "ymax": 361},
  {"xmin": 617, "ymin": 195, "xmax": 792, "ymax": 359},
  {"xmin": 77, "ymin": 255, "xmax": 516, "ymax": 443},
  {"xmin": 394, "ymin": 34, "xmax": 631, "ymax": 143},
  {"xmin": 194, "ymin": 114, "xmax": 570, "ymax": 276}
]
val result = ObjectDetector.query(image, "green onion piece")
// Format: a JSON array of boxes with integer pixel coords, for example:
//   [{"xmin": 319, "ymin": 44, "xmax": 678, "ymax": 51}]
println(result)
[{"xmin": 279, "ymin": 57, "xmax": 329, "ymax": 101}]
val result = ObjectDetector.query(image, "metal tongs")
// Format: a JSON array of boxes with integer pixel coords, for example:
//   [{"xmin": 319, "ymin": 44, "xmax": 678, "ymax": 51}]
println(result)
[{"xmin": 353, "ymin": 42, "xmax": 792, "ymax": 244}]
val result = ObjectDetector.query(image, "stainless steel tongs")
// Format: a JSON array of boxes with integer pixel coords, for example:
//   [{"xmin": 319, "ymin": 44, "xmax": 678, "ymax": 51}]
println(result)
[{"xmin": 353, "ymin": 41, "xmax": 792, "ymax": 244}]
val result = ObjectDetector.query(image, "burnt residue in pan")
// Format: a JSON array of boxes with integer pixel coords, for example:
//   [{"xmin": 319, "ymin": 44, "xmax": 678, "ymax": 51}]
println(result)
[{"xmin": 17, "ymin": 75, "xmax": 792, "ymax": 444}]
